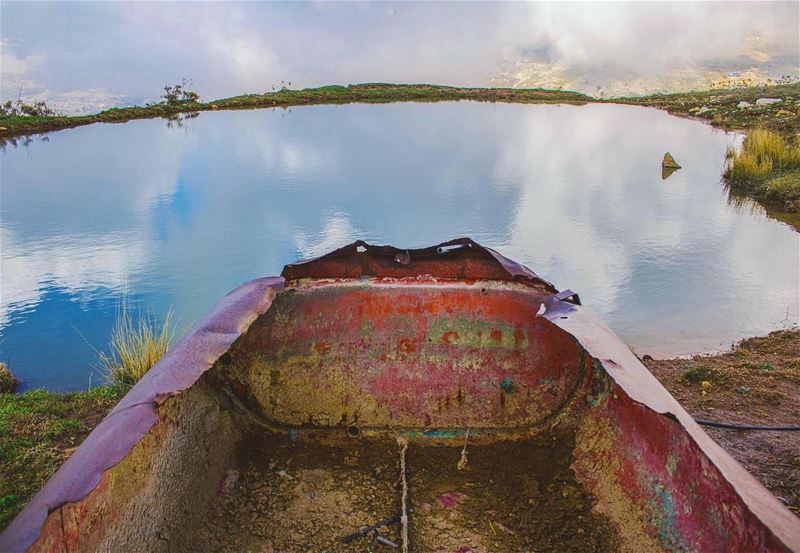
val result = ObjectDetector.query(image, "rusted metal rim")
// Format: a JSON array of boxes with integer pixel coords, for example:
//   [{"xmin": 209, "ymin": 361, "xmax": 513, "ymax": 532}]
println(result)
[{"xmin": 282, "ymin": 237, "xmax": 559, "ymax": 293}]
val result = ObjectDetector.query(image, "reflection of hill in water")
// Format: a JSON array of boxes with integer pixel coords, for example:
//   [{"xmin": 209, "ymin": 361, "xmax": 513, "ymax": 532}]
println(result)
[{"xmin": 661, "ymin": 165, "xmax": 680, "ymax": 181}]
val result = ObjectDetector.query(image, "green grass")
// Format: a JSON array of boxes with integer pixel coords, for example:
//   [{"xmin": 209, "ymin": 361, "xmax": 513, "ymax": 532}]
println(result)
[
  {"xmin": 744, "ymin": 362, "xmax": 776, "ymax": 373},
  {"xmin": 724, "ymin": 129, "xmax": 800, "ymax": 211},
  {"xmin": 0, "ymin": 387, "xmax": 123, "ymax": 530},
  {"xmin": 681, "ymin": 364, "xmax": 724, "ymax": 383},
  {"xmin": 99, "ymin": 306, "xmax": 179, "ymax": 389},
  {"xmin": 2, "ymin": 81, "xmax": 796, "ymax": 140}
]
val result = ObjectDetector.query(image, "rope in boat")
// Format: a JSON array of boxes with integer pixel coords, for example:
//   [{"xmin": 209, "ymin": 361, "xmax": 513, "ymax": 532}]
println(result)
[
  {"xmin": 397, "ymin": 436, "xmax": 409, "ymax": 553},
  {"xmin": 457, "ymin": 428, "xmax": 470, "ymax": 471}
]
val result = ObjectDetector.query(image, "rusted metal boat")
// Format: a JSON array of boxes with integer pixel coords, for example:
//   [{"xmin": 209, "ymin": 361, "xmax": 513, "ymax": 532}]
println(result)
[{"xmin": 1, "ymin": 239, "xmax": 798, "ymax": 553}]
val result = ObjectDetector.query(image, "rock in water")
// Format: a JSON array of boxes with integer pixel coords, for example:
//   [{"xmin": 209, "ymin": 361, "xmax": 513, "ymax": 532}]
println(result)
[
  {"xmin": 662, "ymin": 166, "xmax": 679, "ymax": 180},
  {"xmin": 662, "ymin": 152, "xmax": 681, "ymax": 169},
  {"xmin": 661, "ymin": 152, "xmax": 681, "ymax": 180}
]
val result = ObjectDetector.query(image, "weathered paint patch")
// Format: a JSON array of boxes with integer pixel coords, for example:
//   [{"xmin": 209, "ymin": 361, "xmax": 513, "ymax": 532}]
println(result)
[
  {"xmin": 666, "ymin": 454, "xmax": 677, "ymax": 476},
  {"xmin": 585, "ymin": 359, "xmax": 611, "ymax": 407},
  {"xmin": 427, "ymin": 316, "xmax": 529, "ymax": 350},
  {"xmin": 437, "ymin": 491, "xmax": 468, "ymax": 509},
  {"xmin": 647, "ymin": 482, "xmax": 687, "ymax": 550},
  {"xmin": 235, "ymin": 283, "xmax": 584, "ymax": 430}
]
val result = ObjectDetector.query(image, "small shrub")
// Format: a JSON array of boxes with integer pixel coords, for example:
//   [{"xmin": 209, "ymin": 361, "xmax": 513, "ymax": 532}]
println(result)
[
  {"xmin": 161, "ymin": 78, "xmax": 200, "ymax": 105},
  {"xmin": 682, "ymin": 364, "xmax": 722, "ymax": 383},
  {"xmin": 766, "ymin": 172, "xmax": 800, "ymax": 209},
  {"xmin": 99, "ymin": 306, "xmax": 179, "ymax": 389},
  {"xmin": 0, "ymin": 494, "xmax": 20, "ymax": 527},
  {"xmin": 0, "ymin": 98, "xmax": 56, "ymax": 118},
  {"xmin": 744, "ymin": 362, "xmax": 775, "ymax": 373}
]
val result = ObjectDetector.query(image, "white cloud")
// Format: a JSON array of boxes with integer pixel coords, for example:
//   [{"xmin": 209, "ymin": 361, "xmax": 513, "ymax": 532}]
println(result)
[
  {"xmin": 0, "ymin": 38, "xmax": 46, "ymax": 99},
  {"xmin": 0, "ymin": 227, "xmax": 150, "ymax": 327},
  {"xmin": 1, "ymin": 2, "xmax": 797, "ymax": 113},
  {"xmin": 492, "ymin": 2, "xmax": 799, "ymax": 95},
  {"xmin": 293, "ymin": 213, "xmax": 361, "ymax": 259}
]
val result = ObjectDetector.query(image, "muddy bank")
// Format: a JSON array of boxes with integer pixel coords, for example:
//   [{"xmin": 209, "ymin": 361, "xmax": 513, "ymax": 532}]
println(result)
[{"xmin": 644, "ymin": 329, "xmax": 800, "ymax": 516}]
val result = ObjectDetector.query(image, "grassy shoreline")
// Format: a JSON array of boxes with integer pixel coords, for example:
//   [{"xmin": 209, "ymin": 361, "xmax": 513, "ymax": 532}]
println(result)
[
  {"xmin": 2, "ymin": 82, "xmax": 797, "ymax": 140},
  {"xmin": 0, "ymin": 83, "xmax": 590, "ymax": 139},
  {"xmin": 611, "ymin": 82, "xmax": 799, "ymax": 137},
  {"xmin": 0, "ymin": 386, "xmax": 123, "ymax": 529}
]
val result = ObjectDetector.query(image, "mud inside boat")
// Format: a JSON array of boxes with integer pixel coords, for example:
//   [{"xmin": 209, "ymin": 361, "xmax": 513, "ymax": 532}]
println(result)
[
  {"xmin": 4, "ymin": 241, "xmax": 797, "ymax": 553},
  {"xmin": 198, "ymin": 430, "xmax": 618, "ymax": 553}
]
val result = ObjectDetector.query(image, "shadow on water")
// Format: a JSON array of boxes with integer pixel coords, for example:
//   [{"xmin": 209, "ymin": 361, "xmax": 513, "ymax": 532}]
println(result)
[
  {"xmin": 164, "ymin": 111, "xmax": 199, "ymax": 129},
  {"xmin": 723, "ymin": 182, "xmax": 800, "ymax": 232},
  {"xmin": 0, "ymin": 134, "xmax": 49, "ymax": 151}
]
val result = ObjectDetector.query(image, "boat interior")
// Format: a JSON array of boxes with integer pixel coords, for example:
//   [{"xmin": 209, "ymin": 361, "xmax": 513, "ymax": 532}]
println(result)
[{"xmin": 35, "ymin": 277, "xmax": 791, "ymax": 552}]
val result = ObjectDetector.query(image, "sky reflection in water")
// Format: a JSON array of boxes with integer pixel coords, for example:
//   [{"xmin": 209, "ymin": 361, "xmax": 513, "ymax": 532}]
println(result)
[{"xmin": 1, "ymin": 102, "xmax": 798, "ymax": 390}]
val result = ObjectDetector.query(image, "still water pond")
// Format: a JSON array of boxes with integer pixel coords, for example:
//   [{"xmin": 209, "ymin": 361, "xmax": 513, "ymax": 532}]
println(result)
[{"xmin": 1, "ymin": 102, "xmax": 798, "ymax": 390}]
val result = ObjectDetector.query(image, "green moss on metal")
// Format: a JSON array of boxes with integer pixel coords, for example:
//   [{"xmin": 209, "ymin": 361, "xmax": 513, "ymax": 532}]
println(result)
[{"xmin": 427, "ymin": 316, "xmax": 528, "ymax": 350}]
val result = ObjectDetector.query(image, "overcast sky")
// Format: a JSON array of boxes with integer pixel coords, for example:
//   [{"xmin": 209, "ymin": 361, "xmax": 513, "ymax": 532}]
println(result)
[{"xmin": 2, "ymin": 1, "xmax": 798, "ymax": 114}]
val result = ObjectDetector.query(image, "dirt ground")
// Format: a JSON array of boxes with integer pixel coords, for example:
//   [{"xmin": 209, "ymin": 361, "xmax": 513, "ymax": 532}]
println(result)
[
  {"xmin": 643, "ymin": 329, "xmax": 800, "ymax": 516},
  {"xmin": 194, "ymin": 430, "xmax": 618, "ymax": 553}
]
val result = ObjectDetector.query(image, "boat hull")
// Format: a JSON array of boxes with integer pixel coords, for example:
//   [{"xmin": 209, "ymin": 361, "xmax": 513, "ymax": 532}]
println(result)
[{"xmin": 1, "ymin": 239, "xmax": 797, "ymax": 552}]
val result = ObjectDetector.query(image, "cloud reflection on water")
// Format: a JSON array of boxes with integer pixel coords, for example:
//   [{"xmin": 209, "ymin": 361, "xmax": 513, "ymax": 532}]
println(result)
[{"xmin": 0, "ymin": 102, "xmax": 797, "ymax": 389}]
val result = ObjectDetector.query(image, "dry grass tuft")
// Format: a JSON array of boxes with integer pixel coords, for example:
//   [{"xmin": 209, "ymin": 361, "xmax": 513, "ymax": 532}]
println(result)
[
  {"xmin": 99, "ymin": 306, "xmax": 179, "ymax": 389},
  {"xmin": 725, "ymin": 129, "xmax": 800, "ymax": 181},
  {"xmin": 724, "ymin": 129, "xmax": 800, "ymax": 210}
]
